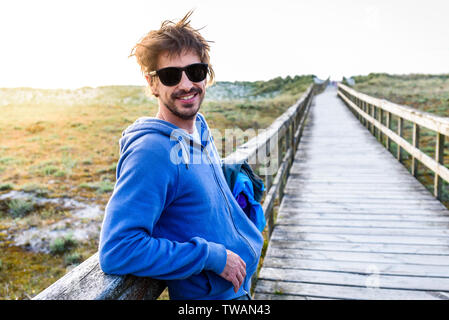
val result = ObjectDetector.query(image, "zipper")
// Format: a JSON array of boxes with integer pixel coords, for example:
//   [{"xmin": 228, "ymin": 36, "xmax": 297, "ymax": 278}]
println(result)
[{"xmin": 202, "ymin": 145, "xmax": 257, "ymax": 260}]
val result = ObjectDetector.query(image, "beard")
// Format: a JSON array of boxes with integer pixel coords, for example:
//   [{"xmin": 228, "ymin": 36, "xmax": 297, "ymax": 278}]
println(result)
[{"xmin": 162, "ymin": 87, "xmax": 204, "ymax": 120}]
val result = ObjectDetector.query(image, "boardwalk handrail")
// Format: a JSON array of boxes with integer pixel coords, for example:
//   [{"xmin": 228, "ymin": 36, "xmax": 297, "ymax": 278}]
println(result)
[
  {"xmin": 338, "ymin": 82, "xmax": 449, "ymax": 199},
  {"xmin": 33, "ymin": 80, "xmax": 328, "ymax": 300}
]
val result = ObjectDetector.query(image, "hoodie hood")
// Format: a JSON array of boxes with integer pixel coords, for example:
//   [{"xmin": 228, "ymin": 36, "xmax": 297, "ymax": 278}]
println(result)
[{"xmin": 118, "ymin": 112, "xmax": 214, "ymax": 169}]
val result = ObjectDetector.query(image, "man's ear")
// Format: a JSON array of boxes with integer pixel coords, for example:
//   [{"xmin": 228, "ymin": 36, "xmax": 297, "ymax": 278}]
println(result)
[{"xmin": 145, "ymin": 75, "xmax": 159, "ymax": 97}]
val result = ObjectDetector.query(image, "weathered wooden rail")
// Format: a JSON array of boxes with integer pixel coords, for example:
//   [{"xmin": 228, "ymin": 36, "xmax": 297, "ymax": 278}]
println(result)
[
  {"xmin": 338, "ymin": 83, "xmax": 449, "ymax": 200},
  {"xmin": 33, "ymin": 80, "xmax": 328, "ymax": 300}
]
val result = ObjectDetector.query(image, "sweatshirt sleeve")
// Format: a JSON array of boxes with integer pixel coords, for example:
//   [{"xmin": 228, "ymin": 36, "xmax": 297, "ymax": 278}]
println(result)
[{"xmin": 98, "ymin": 138, "xmax": 227, "ymax": 279}]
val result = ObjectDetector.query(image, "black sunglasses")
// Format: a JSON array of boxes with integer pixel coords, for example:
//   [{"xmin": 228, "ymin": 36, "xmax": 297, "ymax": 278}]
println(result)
[{"xmin": 148, "ymin": 63, "xmax": 209, "ymax": 86}]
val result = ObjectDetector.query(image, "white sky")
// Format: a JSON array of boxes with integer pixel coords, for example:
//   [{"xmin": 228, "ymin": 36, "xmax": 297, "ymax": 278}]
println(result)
[{"xmin": 0, "ymin": 0, "xmax": 448, "ymax": 89}]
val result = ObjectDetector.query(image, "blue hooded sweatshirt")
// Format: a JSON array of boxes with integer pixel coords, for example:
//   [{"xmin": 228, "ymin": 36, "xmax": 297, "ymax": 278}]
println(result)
[{"xmin": 98, "ymin": 112, "xmax": 264, "ymax": 300}]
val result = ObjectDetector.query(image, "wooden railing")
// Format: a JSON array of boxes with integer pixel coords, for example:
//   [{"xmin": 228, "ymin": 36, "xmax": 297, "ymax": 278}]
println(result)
[
  {"xmin": 33, "ymin": 80, "xmax": 328, "ymax": 300},
  {"xmin": 338, "ymin": 83, "xmax": 449, "ymax": 200}
]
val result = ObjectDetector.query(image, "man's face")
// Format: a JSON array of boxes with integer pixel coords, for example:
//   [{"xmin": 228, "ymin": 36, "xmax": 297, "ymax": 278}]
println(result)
[{"xmin": 148, "ymin": 50, "xmax": 206, "ymax": 120}]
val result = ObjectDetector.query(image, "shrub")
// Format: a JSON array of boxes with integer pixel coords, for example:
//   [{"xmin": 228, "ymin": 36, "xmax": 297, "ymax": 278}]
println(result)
[
  {"xmin": 62, "ymin": 153, "xmax": 77, "ymax": 172},
  {"xmin": 7, "ymin": 198, "xmax": 35, "ymax": 218},
  {"xmin": 79, "ymin": 179, "xmax": 114, "ymax": 194},
  {"xmin": 49, "ymin": 234, "xmax": 77, "ymax": 255},
  {"xmin": 41, "ymin": 165, "xmax": 59, "ymax": 176},
  {"xmin": 97, "ymin": 179, "xmax": 114, "ymax": 194},
  {"xmin": 64, "ymin": 252, "xmax": 82, "ymax": 266},
  {"xmin": 20, "ymin": 183, "xmax": 50, "ymax": 197},
  {"xmin": 0, "ymin": 183, "xmax": 14, "ymax": 191}
]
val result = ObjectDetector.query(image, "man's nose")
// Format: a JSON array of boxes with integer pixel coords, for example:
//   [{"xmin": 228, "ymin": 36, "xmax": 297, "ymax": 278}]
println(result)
[{"xmin": 177, "ymin": 70, "xmax": 194, "ymax": 91}]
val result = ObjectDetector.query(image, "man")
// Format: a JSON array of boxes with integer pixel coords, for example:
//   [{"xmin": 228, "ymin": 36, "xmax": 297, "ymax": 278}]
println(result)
[{"xmin": 98, "ymin": 11, "xmax": 264, "ymax": 300}]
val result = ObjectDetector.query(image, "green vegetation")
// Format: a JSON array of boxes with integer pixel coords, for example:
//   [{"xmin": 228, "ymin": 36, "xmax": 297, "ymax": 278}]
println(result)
[
  {"xmin": 205, "ymin": 75, "xmax": 314, "ymax": 131},
  {"xmin": 64, "ymin": 252, "xmax": 82, "ymax": 266},
  {"xmin": 0, "ymin": 183, "xmax": 14, "ymax": 191},
  {"xmin": 79, "ymin": 178, "xmax": 115, "ymax": 194},
  {"xmin": 7, "ymin": 198, "xmax": 35, "ymax": 218},
  {"xmin": 238, "ymin": 75, "xmax": 314, "ymax": 96},
  {"xmin": 19, "ymin": 184, "xmax": 50, "ymax": 197},
  {"xmin": 49, "ymin": 234, "xmax": 77, "ymax": 255},
  {"xmin": 349, "ymin": 73, "xmax": 449, "ymax": 116}
]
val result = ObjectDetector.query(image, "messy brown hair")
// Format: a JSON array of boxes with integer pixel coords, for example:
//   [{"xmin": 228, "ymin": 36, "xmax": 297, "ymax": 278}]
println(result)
[{"xmin": 129, "ymin": 10, "xmax": 215, "ymax": 87}]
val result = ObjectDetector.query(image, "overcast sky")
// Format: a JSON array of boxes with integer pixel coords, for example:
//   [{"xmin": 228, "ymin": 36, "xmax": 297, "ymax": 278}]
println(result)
[{"xmin": 1, "ymin": 0, "xmax": 448, "ymax": 89}]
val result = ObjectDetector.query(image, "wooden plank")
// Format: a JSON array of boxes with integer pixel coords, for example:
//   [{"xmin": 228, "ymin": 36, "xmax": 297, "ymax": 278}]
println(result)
[
  {"xmin": 267, "ymin": 239, "xmax": 449, "ymax": 256},
  {"xmin": 253, "ymin": 293, "xmax": 309, "ymax": 300},
  {"xmin": 288, "ymin": 175, "xmax": 422, "ymax": 182},
  {"xmin": 270, "ymin": 231, "xmax": 449, "ymax": 246},
  {"xmin": 276, "ymin": 211, "xmax": 449, "ymax": 222},
  {"xmin": 279, "ymin": 202, "xmax": 449, "ymax": 213},
  {"xmin": 285, "ymin": 181, "xmax": 432, "ymax": 189},
  {"xmin": 286, "ymin": 178, "xmax": 430, "ymax": 185},
  {"xmin": 33, "ymin": 253, "xmax": 165, "ymax": 300},
  {"xmin": 284, "ymin": 188, "xmax": 433, "ymax": 195},
  {"xmin": 278, "ymin": 206, "xmax": 449, "ymax": 216},
  {"xmin": 285, "ymin": 177, "xmax": 429, "ymax": 186},
  {"xmin": 288, "ymin": 169, "xmax": 419, "ymax": 175},
  {"xmin": 254, "ymin": 279, "xmax": 448, "ymax": 300},
  {"xmin": 289, "ymin": 171, "xmax": 412, "ymax": 177},
  {"xmin": 275, "ymin": 225, "xmax": 449, "ymax": 238},
  {"xmin": 258, "ymin": 267, "xmax": 449, "ymax": 292},
  {"xmin": 263, "ymin": 256, "xmax": 449, "ymax": 278},
  {"xmin": 288, "ymin": 168, "xmax": 420, "ymax": 174},
  {"xmin": 279, "ymin": 200, "xmax": 446, "ymax": 211},
  {"xmin": 274, "ymin": 218, "xmax": 449, "ymax": 229},
  {"xmin": 282, "ymin": 195, "xmax": 442, "ymax": 205},
  {"xmin": 265, "ymin": 247, "xmax": 449, "ymax": 266},
  {"xmin": 283, "ymin": 193, "xmax": 436, "ymax": 201}
]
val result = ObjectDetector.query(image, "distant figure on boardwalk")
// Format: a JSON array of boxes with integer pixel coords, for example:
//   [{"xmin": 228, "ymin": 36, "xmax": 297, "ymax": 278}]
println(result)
[{"xmin": 98, "ymin": 11, "xmax": 263, "ymax": 300}]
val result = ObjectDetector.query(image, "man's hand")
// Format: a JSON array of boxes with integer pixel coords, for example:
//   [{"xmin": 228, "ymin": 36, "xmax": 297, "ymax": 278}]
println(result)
[{"xmin": 219, "ymin": 250, "xmax": 247, "ymax": 293}]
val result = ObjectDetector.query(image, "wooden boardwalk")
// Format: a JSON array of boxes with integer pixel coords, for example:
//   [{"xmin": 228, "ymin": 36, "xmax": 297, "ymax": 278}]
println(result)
[{"xmin": 254, "ymin": 86, "xmax": 449, "ymax": 300}]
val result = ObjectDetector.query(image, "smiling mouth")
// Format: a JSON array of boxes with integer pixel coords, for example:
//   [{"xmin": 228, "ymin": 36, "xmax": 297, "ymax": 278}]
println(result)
[
  {"xmin": 178, "ymin": 93, "xmax": 196, "ymax": 100},
  {"xmin": 176, "ymin": 92, "xmax": 199, "ymax": 104}
]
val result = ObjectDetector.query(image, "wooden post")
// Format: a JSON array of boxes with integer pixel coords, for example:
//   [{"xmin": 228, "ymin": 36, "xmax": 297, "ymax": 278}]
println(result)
[
  {"xmin": 290, "ymin": 121, "xmax": 295, "ymax": 161},
  {"xmin": 411, "ymin": 123, "xmax": 420, "ymax": 177},
  {"xmin": 386, "ymin": 112, "xmax": 391, "ymax": 151},
  {"xmin": 380, "ymin": 109, "xmax": 385, "ymax": 144},
  {"xmin": 434, "ymin": 133, "xmax": 445, "ymax": 199},
  {"xmin": 264, "ymin": 145, "xmax": 273, "ymax": 192},
  {"xmin": 397, "ymin": 117, "xmax": 403, "ymax": 162},
  {"xmin": 363, "ymin": 101, "xmax": 368, "ymax": 127},
  {"xmin": 373, "ymin": 106, "xmax": 377, "ymax": 138},
  {"xmin": 357, "ymin": 98, "xmax": 361, "ymax": 124},
  {"xmin": 365, "ymin": 103, "xmax": 373, "ymax": 132},
  {"xmin": 277, "ymin": 134, "xmax": 284, "ymax": 181},
  {"xmin": 278, "ymin": 134, "xmax": 285, "ymax": 203},
  {"xmin": 285, "ymin": 125, "xmax": 290, "ymax": 163}
]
